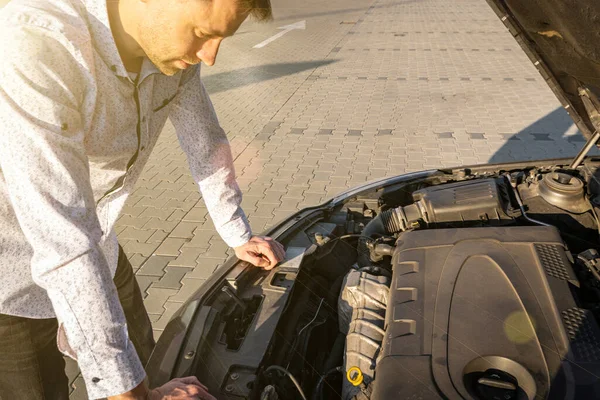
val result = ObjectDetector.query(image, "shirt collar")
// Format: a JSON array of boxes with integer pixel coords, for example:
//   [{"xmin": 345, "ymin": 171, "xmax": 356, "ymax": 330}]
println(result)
[{"xmin": 81, "ymin": 0, "xmax": 160, "ymax": 81}]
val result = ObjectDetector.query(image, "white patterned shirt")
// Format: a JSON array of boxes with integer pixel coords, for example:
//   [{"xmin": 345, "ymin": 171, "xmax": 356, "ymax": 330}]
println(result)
[{"xmin": 0, "ymin": 0, "xmax": 252, "ymax": 398}]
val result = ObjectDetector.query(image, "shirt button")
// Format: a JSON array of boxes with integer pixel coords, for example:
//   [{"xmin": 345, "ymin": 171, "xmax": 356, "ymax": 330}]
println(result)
[
  {"xmin": 110, "ymin": 65, "xmax": 117, "ymax": 72},
  {"xmin": 92, "ymin": 377, "xmax": 101, "ymax": 383},
  {"xmin": 141, "ymin": 146, "xmax": 146, "ymax": 152}
]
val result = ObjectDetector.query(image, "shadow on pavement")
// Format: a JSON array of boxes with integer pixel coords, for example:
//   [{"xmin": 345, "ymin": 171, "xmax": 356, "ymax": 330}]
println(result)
[
  {"xmin": 202, "ymin": 60, "xmax": 337, "ymax": 94},
  {"xmin": 488, "ymin": 107, "xmax": 592, "ymax": 164}
]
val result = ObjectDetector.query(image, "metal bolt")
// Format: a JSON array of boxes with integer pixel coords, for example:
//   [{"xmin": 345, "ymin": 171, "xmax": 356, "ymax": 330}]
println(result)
[
  {"xmin": 225, "ymin": 385, "xmax": 234, "ymax": 393},
  {"xmin": 184, "ymin": 351, "xmax": 195, "ymax": 360},
  {"xmin": 230, "ymin": 373, "xmax": 240, "ymax": 381},
  {"xmin": 221, "ymin": 286, "xmax": 247, "ymax": 312}
]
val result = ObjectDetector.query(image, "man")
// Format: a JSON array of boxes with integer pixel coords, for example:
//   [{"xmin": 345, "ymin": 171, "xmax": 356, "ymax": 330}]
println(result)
[{"xmin": 0, "ymin": 0, "xmax": 285, "ymax": 398}]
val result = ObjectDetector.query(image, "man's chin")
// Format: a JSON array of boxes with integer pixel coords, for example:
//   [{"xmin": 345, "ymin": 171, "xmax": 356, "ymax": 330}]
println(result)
[
  {"xmin": 147, "ymin": 57, "xmax": 180, "ymax": 76},
  {"xmin": 157, "ymin": 63, "xmax": 180, "ymax": 76}
]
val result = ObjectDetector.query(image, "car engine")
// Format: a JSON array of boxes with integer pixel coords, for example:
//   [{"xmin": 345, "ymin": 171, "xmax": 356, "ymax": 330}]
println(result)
[
  {"xmin": 173, "ymin": 165, "xmax": 600, "ymax": 400},
  {"xmin": 253, "ymin": 166, "xmax": 600, "ymax": 400}
]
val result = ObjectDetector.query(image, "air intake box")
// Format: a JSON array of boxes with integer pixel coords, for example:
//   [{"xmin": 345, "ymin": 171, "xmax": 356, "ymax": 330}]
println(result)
[{"xmin": 411, "ymin": 178, "xmax": 515, "ymax": 225}]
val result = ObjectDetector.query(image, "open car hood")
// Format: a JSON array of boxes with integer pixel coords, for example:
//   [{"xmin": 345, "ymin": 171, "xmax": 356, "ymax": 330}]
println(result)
[{"xmin": 485, "ymin": 0, "xmax": 600, "ymax": 143}]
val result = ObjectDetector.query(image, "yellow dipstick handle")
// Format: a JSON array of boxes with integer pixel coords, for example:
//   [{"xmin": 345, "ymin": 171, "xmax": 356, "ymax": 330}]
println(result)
[{"xmin": 347, "ymin": 366, "xmax": 364, "ymax": 387}]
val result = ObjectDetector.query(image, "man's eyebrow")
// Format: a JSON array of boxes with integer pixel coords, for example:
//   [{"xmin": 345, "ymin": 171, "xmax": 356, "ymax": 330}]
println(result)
[
  {"xmin": 215, "ymin": 26, "xmax": 237, "ymax": 38},
  {"xmin": 199, "ymin": 27, "xmax": 233, "ymax": 39}
]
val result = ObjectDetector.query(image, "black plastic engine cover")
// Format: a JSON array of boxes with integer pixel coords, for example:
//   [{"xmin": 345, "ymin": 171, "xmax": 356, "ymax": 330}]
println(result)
[{"xmin": 372, "ymin": 226, "xmax": 600, "ymax": 400}]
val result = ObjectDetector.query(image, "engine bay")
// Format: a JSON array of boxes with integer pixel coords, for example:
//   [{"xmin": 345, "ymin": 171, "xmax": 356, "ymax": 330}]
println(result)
[{"xmin": 181, "ymin": 163, "xmax": 600, "ymax": 400}]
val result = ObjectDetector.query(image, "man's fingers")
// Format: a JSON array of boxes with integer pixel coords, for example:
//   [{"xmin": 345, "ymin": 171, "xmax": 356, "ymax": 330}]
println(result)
[
  {"xmin": 260, "ymin": 238, "xmax": 285, "ymax": 262},
  {"xmin": 258, "ymin": 244, "xmax": 279, "ymax": 268},
  {"xmin": 235, "ymin": 237, "xmax": 286, "ymax": 268},
  {"xmin": 246, "ymin": 252, "xmax": 270, "ymax": 268},
  {"xmin": 176, "ymin": 376, "xmax": 208, "ymax": 391}
]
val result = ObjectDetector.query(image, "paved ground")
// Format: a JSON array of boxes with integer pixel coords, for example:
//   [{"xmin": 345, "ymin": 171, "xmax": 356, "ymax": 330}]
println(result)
[{"xmin": 41, "ymin": 0, "xmax": 592, "ymax": 397}]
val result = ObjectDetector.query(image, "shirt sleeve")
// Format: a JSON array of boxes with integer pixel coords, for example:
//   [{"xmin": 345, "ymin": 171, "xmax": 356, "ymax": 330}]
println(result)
[
  {"xmin": 169, "ymin": 65, "xmax": 252, "ymax": 248},
  {"xmin": 0, "ymin": 24, "xmax": 145, "ymax": 399}
]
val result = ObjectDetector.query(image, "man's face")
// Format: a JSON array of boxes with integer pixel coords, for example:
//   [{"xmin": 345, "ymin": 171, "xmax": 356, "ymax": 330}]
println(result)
[{"xmin": 137, "ymin": 0, "xmax": 248, "ymax": 75}]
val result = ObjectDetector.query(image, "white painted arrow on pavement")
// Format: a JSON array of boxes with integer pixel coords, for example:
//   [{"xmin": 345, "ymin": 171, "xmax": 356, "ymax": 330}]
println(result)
[{"xmin": 253, "ymin": 20, "xmax": 306, "ymax": 49}]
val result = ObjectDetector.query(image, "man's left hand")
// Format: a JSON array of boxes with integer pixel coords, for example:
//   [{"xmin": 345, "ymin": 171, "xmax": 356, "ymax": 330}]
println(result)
[{"xmin": 234, "ymin": 236, "xmax": 285, "ymax": 270}]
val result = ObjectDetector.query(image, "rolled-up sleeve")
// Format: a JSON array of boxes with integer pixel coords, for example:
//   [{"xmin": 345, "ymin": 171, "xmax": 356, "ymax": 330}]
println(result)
[
  {"xmin": 0, "ymin": 25, "xmax": 145, "ymax": 399},
  {"xmin": 169, "ymin": 65, "xmax": 252, "ymax": 248}
]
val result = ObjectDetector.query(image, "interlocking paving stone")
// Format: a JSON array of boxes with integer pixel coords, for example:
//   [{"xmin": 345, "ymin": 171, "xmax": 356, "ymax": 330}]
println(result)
[
  {"xmin": 123, "ymin": 241, "xmax": 159, "ymax": 258},
  {"xmin": 169, "ymin": 221, "xmax": 199, "ymax": 239},
  {"xmin": 143, "ymin": 217, "xmax": 179, "ymax": 232},
  {"xmin": 65, "ymin": 357, "xmax": 80, "ymax": 392},
  {"xmin": 532, "ymin": 133, "xmax": 553, "ymax": 141},
  {"xmin": 148, "ymin": 313, "xmax": 161, "ymax": 323},
  {"xmin": 468, "ymin": 133, "xmax": 486, "ymax": 140},
  {"xmin": 154, "ymin": 238, "xmax": 188, "ymax": 257},
  {"xmin": 146, "ymin": 229, "xmax": 169, "ymax": 243},
  {"xmin": 202, "ymin": 240, "xmax": 232, "ymax": 259},
  {"xmin": 118, "ymin": 227, "xmax": 155, "ymax": 243},
  {"xmin": 117, "ymin": 215, "xmax": 151, "ymax": 229},
  {"xmin": 69, "ymin": 375, "xmax": 88, "ymax": 400},
  {"xmin": 182, "ymin": 207, "xmax": 209, "ymax": 222},
  {"xmin": 138, "ymin": 207, "xmax": 176, "ymax": 220},
  {"xmin": 185, "ymin": 258, "xmax": 224, "ymax": 280},
  {"xmin": 152, "ymin": 301, "xmax": 185, "ymax": 331},
  {"xmin": 137, "ymin": 255, "xmax": 175, "ymax": 276},
  {"xmin": 136, "ymin": 276, "xmax": 160, "ymax": 298},
  {"xmin": 436, "ymin": 132, "xmax": 455, "ymax": 139},
  {"xmin": 169, "ymin": 247, "xmax": 209, "ymax": 267},
  {"xmin": 143, "ymin": 288, "xmax": 179, "ymax": 315},
  {"xmin": 128, "ymin": 253, "xmax": 147, "ymax": 269},
  {"xmin": 168, "ymin": 277, "xmax": 207, "ymax": 303},
  {"xmin": 152, "ymin": 267, "xmax": 193, "ymax": 290},
  {"xmin": 568, "ymin": 135, "xmax": 586, "ymax": 143}
]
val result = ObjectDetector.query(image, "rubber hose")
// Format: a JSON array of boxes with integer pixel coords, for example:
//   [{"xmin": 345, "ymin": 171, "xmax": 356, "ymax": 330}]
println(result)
[{"xmin": 357, "ymin": 212, "xmax": 388, "ymax": 267}]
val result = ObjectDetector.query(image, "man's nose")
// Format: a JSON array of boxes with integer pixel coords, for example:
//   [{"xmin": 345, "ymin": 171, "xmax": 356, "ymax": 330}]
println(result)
[{"xmin": 196, "ymin": 38, "xmax": 222, "ymax": 66}]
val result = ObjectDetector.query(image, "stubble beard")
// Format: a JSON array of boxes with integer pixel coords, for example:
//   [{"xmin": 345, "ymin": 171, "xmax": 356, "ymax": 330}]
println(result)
[{"xmin": 138, "ymin": 20, "xmax": 180, "ymax": 76}]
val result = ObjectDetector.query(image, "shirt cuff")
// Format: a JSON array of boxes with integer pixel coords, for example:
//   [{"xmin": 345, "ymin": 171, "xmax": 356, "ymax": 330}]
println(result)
[{"xmin": 75, "ymin": 338, "xmax": 146, "ymax": 399}]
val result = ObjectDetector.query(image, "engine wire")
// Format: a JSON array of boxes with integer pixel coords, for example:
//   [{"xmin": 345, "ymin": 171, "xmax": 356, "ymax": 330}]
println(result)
[
  {"xmin": 312, "ymin": 366, "xmax": 342, "ymax": 400},
  {"xmin": 321, "ymin": 234, "xmax": 374, "ymax": 245},
  {"xmin": 264, "ymin": 365, "xmax": 308, "ymax": 400},
  {"xmin": 286, "ymin": 298, "xmax": 325, "ymax": 370}
]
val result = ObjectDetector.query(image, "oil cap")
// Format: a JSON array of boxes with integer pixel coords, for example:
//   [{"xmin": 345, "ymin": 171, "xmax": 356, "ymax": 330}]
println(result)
[{"xmin": 475, "ymin": 369, "xmax": 518, "ymax": 400}]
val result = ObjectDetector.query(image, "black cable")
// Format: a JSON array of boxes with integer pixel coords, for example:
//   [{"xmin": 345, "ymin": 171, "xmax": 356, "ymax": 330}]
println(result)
[
  {"xmin": 324, "ymin": 234, "xmax": 373, "ymax": 245},
  {"xmin": 312, "ymin": 366, "xmax": 342, "ymax": 400},
  {"xmin": 265, "ymin": 365, "xmax": 308, "ymax": 400},
  {"xmin": 324, "ymin": 233, "xmax": 394, "ymax": 248}
]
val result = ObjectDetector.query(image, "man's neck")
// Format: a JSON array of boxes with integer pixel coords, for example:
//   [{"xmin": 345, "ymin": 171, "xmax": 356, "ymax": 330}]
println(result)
[{"xmin": 106, "ymin": 0, "xmax": 144, "ymax": 73}]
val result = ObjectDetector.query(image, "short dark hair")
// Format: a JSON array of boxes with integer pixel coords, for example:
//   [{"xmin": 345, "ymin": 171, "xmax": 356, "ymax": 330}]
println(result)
[{"xmin": 239, "ymin": 0, "xmax": 273, "ymax": 21}]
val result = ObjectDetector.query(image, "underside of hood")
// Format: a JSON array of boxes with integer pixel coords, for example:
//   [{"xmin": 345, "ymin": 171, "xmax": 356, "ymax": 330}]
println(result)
[{"xmin": 485, "ymin": 0, "xmax": 600, "ymax": 143}]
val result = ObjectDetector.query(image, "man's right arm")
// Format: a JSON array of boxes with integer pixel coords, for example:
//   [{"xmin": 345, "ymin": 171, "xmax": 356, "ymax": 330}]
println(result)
[
  {"xmin": 0, "ymin": 23, "xmax": 215, "ymax": 400},
  {"xmin": 0, "ymin": 23, "xmax": 146, "ymax": 399}
]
